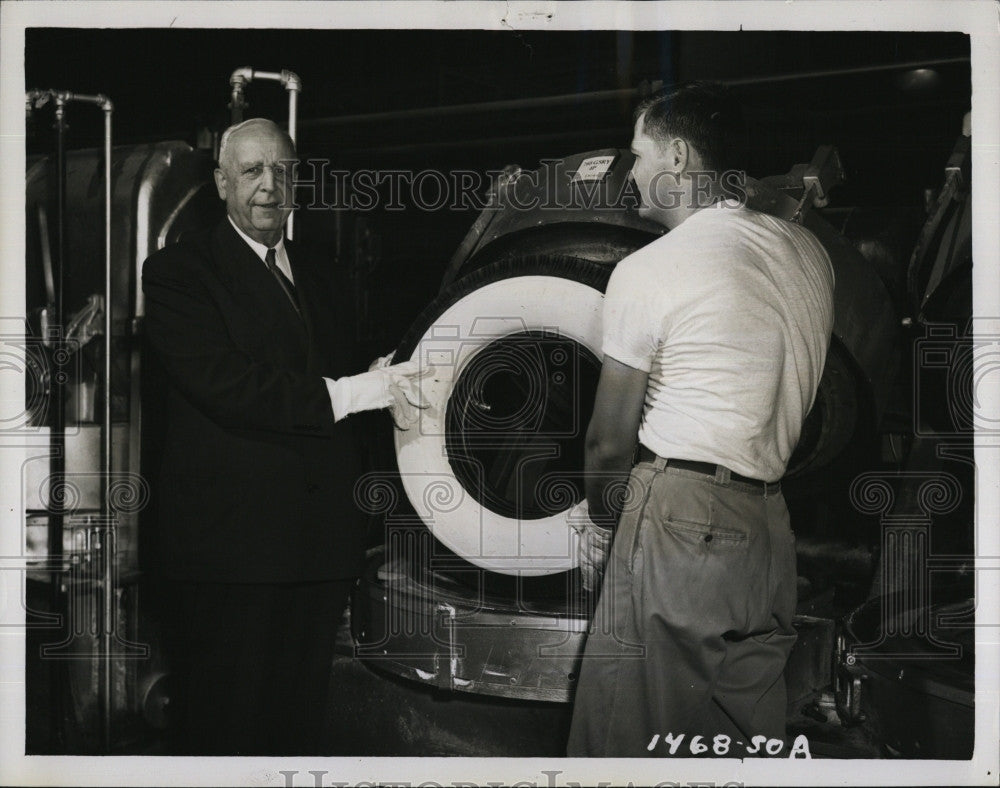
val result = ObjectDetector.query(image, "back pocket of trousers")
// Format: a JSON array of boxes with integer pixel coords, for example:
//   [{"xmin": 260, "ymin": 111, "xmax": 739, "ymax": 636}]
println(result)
[{"xmin": 662, "ymin": 516, "xmax": 747, "ymax": 550}]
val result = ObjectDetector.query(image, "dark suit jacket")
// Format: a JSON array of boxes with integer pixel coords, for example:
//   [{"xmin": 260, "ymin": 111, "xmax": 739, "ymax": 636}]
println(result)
[{"xmin": 142, "ymin": 219, "xmax": 365, "ymax": 583}]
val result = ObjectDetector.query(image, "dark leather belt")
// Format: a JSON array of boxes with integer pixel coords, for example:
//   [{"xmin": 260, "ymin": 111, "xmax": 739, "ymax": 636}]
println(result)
[{"xmin": 636, "ymin": 445, "xmax": 779, "ymax": 493}]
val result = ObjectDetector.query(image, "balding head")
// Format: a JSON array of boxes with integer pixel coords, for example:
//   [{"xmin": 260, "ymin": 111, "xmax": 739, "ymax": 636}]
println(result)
[{"xmin": 218, "ymin": 118, "xmax": 296, "ymax": 170}]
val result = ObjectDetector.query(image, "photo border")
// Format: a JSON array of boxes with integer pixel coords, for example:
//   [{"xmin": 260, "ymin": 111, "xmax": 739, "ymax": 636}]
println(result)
[{"xmin": 1, "ymin": 2, "xmax": 997, "ymax": 786}]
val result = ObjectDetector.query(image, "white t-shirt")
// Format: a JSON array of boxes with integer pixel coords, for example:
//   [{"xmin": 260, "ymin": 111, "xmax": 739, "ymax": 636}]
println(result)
[{"xmin": 602, "ymin": 202, "xmax": 835, "ymax": 482}]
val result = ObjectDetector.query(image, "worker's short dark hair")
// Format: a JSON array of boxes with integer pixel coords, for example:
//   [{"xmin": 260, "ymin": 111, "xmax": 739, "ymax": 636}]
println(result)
[{"xmin": 635, "ymin": 82, "xmax": 746, "ymax": 174}]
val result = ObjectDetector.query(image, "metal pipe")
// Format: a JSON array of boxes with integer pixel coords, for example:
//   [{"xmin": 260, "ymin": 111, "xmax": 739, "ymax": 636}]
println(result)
[
  {"xmin": 299, "ymin": 56, "xmax": 970, "ymax": 133},
  {"xmin": 299, "ymin": 87, "xmax": 645, "ymax": 131},
  {"xmin": 28, "ymin": 87, "xmax": 116, "ymax": 753},
  {"xmin": 98, "ymin": 96, "xmax": 114, "ymax": 755},
  {"xmin": 229, "ymin": 67, "xmax": 251, "ymax": 125},
  {"xmin": 226, "ymin": 68, "xmax": 301, "ymax": 239},
  {"xmin": 226, "ymin": 67, "xmax": 301, "ymax": 144},
  {"xmin": 724, "ymin": 55, "xmax": 970, "ymax": 87},
  {"xmin": 281, "ymin": 70, "xmax": 301, "ymax": 146},
  {"xmin": 284, "ymin": 73, "xmax": 300, "ymax": 240},
  {"xmin": 330, "ymin": 124, "xmax": 627, "ymax": 159},
  {"xmin": 49, "ymin": 92, "xmax": 68, "ymax": 753},
  {"xmin": 53, "ymin": 97, "xmax": 66, "ymax": 349}
]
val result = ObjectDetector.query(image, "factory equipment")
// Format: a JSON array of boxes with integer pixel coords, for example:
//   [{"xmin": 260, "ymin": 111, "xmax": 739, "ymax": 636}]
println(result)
[
  {"xmin": 23, "ymin": 134, "xmax": 218, "ymax": 752},
  {"xmin": 21, "ymin": 70, "xmax": 296, "ymax": 753},
  {"xmin": 18, "ymin": 64, "xmax": 975, "ymax": 758},
  {"xmin": 352, "ymin": 143, "xmax": 896, "ymax": 699},
  {"xmin": 352, "ymin": 130, "xmax": 976, "ymax": 758}
]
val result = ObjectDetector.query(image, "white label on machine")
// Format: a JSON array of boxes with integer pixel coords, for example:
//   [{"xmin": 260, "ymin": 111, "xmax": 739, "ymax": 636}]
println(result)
[{"xmin": 572, "ymin": 155, "xmax": 616, "ymax": 182}]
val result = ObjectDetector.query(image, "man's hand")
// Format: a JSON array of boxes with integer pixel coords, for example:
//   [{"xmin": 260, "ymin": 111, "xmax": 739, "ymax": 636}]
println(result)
[
  {"xmin": 383, "ymin": 360, "xmax": 430, "ymax": 430},
  {"xmin": 327, "ymin": 360, "xmax": 431, "ymax": 429},
  {"xmin": 567, "ymin": 499, "xmax": 614, "ymax": 594}
]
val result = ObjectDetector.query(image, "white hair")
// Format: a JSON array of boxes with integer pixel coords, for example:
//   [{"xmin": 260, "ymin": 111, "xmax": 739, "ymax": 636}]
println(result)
[{"xmin": 217, "ymin": 118, "xmax": 295, "ymax": 168}]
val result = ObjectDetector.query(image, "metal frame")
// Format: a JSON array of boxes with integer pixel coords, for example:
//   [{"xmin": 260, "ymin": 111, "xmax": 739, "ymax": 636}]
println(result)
[{"xmin": 26, "ymin": 88, "xmax": 115, "ymax": 753}]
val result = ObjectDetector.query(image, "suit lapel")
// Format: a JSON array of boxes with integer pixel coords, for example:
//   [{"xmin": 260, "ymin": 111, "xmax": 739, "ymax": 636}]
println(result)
[{"xmin": 211, "ymin": 220, "xmax": 308, "ymax": 357}]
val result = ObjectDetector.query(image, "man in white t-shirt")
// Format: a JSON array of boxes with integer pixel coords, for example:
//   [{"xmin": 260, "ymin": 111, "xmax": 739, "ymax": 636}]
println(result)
[{"xmin": 566, "ymin": 83, "xmax": 835, "ymax": 757}]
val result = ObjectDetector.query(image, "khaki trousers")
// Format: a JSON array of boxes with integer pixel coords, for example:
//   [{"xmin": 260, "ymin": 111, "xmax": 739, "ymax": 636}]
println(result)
[{"xmin": 567, "ymin": 458, "xmax": 797, "ymax": 757}]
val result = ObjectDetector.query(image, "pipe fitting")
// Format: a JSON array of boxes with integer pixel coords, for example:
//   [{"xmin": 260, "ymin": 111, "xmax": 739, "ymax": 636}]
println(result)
[
  {"xmin": 229, "ymin": 67, "xmax": 253, "ymax": 87},
  {"xmin": 71, "ymin": 92, "xmax": 115, "ymax": 112},
  {"xmin": 281, "ymin": 69, "xmax": 302, "ymax": 93},
  {"xmin": 30, "ymin": 89, "xmax": 114, "ymax": 112},
  {"xmin": 26, "ymin": 88, "xmax": 48, "ymax": 112},
  {"xmin": 228, "ymin": 73, "xmax": 251, "ymax": 124},
  {"xmin": 228, "ymin": 67, "xmax": 301, "ymax": 93},
  {"xmin": 53, "ymin": 94, "xmax": 67, "ymax": 125},
  {"xmin": 228, "ymin": 68, "xmax": 253, "ymax": 120}
]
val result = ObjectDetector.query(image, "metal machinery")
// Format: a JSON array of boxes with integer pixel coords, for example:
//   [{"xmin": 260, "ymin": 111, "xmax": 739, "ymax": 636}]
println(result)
[
  {"xmin": 20, "ymin": 66, "xmax": 974, "ymax": 757},
  {"xmin": 351, "ymin": 135, "xmax": 976, "ymax": 756},
  {"xmin": 23, "ymin": 120, "xmax": 218, "ymax": 754},
  {"xmin": 21, "ymin": 70, "xmax": 299, "ymax": 752},
  {"xmin": 350, "ymin": 146, "xmax": 895, "ymax": 696},
  {"xmin": 833, "ymin": 129, "xmax": 975, "ymax": 759}
]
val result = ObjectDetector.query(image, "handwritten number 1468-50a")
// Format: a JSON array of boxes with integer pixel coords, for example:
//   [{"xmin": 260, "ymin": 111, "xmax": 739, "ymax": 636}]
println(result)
[{"xmin": 646, "ymin": 732, "xmax": 812, "ymax": 758}]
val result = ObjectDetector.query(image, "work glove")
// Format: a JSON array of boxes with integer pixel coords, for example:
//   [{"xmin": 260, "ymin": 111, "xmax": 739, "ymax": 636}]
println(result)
[
  {"xmin": 567, "ymin": 499, "xmax": 613, "ymax": 594},
  {"xmin": 327, "ymin": 359, "xmax": 429, "ymax": 430}
]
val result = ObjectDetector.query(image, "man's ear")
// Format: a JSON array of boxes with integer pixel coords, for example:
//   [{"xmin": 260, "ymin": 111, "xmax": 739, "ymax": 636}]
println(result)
[
  {"xmin": 213, "ymin": 168, "xmax": 228, "ymax": 201},
  {"xmin": 670, "ymin": 138, "xmax": 690, "ymax": 172}
]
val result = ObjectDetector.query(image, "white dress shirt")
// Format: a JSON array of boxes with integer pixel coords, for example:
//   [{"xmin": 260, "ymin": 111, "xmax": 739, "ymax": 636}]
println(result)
[{"xmin": 227, "ymin": 215, "xmax": 295, "ymax": 284}]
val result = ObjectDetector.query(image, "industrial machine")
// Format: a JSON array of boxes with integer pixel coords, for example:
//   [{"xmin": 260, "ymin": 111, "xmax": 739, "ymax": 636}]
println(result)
[
  {"xmin": 19, "ymin": 68, "xmax": 975, "ymax": 758},
  {"xmin": 350, "ymin": 134, "xmax": 975, "ymax": 756},
  {"xmin": 351, "ymin": 143, "xmax": 889, "ymax": 678},
  {"xmin": 22, "ymin": 98, "xmax": 220, "ymax": 753}
]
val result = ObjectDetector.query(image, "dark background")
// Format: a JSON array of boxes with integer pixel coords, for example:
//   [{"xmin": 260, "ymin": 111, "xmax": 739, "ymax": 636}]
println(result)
[
  {"xmin": 25, "ymin": 28, "xmax": 971, "ymax": 352},
  {"xmin": 25, "ymin": 29, "xmax": 970, "ymax": 184}
]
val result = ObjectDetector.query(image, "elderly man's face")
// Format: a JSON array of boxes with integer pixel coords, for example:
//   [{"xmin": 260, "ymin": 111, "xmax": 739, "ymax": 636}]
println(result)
[{"xmin": 214, "ymin": 124, "xmax": 296, "ymax": 247}]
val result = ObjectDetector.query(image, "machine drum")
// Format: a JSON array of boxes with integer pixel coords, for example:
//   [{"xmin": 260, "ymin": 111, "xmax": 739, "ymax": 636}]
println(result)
[
  {"xmin": 387, "ymin": 145, "xmax": 899, "ymax": 574},
  {"xmin": 391, "ymin": 246, "xmax": 875, "ymax": 576},
  {"xmin": 393, "ymin": 255, "xmax": 610, "ymax": 576}
]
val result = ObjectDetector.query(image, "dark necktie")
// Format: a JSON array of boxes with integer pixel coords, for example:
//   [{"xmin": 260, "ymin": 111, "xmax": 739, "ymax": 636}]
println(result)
[{"xmin": 265, "ymin": 247, "xmax": 300, "ymax": 317}]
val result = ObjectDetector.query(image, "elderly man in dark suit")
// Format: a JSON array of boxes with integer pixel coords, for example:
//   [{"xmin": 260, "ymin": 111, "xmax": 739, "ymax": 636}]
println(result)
[{"xmin": 142, "ymin": 118, "xmax": 420, "ymax": 755}]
